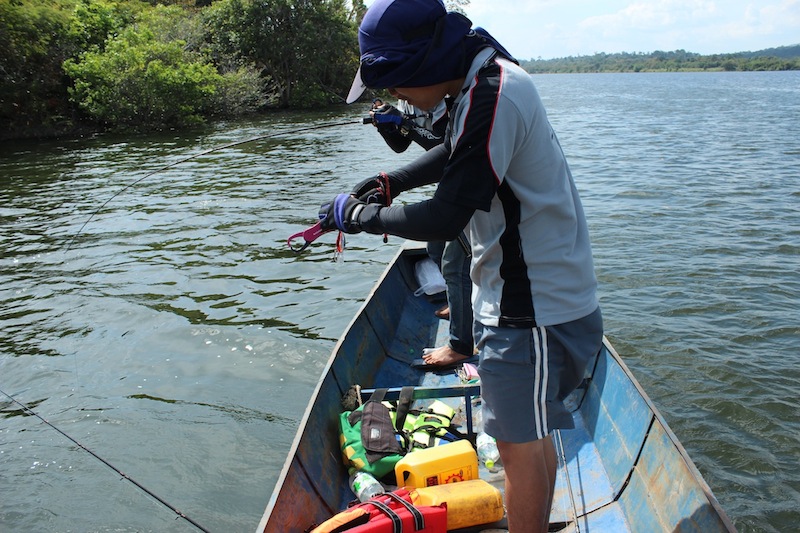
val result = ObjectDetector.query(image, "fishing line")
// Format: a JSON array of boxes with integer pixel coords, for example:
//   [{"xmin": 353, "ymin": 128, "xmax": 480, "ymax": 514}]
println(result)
[
  {"xmin": 64, "ymin": 118, "xmax": 360, "ymax": 252},
  {"xmin": 556, "ymin": 429, "xmax": 581, "ymax": 533},
  {"xmin": 0, "ymin": 386, "xmax": 211, "ymax": 532}
]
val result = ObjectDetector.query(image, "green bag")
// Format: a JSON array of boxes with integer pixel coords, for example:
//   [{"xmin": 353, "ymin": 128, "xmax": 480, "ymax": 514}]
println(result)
[{"xmin": 339, "ymin": 387, "xmax": 463, "ymax": 480}]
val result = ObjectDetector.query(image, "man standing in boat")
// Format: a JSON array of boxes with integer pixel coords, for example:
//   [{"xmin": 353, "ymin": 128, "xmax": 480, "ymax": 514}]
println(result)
[{"xmin": 319, "ymin": 1, "xmax": 603, "ymax": 531}]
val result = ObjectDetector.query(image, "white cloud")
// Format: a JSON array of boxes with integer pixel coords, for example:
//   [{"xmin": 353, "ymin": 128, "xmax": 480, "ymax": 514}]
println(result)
[
  {"xmin": 580, "ymin": 0, "xmax": 718, "ymax": 31},
  {"xmin": 461, "ymin": 0, "xmax": 799, "ymax": 58}
]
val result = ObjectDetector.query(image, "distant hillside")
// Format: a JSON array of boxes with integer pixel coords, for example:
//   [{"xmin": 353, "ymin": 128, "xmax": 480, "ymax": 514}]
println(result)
[
  {"xmin": 521, "ymin": 44, "xmax": 800, "ymax": 74},
  {"xmin": 740, "ymin": 44, "xmax": 800, "ymax": 59}
]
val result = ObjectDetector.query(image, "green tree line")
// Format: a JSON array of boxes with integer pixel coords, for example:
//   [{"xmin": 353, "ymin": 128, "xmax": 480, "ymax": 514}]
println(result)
[
  {"xmin": 1, "ymin": 0, "xmax": 364, "ymax": 139},
  {"xmin": 1, "ymin": 0, "xmax": 796, "ymax": 139},
  {"xmin": 521, "ymin": 48, "xmax": 800, "ymax": 74}
]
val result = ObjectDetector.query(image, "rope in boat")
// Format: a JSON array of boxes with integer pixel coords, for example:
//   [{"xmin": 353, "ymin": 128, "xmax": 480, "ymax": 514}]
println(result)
[
  {"xmin": 556, "ymin": 429, "xmax": 581, "ymax": 533},
  {"xmin": 64, "ymin": 118, "xmax": 360, "ymax": 252},
  {"xmin": 0, "ymin": 387, "xmax": 211, "ymax": 533}
]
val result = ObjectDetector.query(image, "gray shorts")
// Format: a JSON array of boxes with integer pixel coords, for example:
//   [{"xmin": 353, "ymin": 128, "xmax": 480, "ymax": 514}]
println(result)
[{"xmin": 476, "ymin": 307, "xmax": 603, "ymax": 442}]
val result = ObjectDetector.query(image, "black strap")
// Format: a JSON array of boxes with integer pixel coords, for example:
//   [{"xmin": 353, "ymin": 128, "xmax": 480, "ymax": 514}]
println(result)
[
  {"xmin": 348, "ymin": 387, "xmax": 388, "ymax": 426},
  {"xmin": 362, "ymin": 500, "xmax": 402, "ymax": 533},
  {"xmin": 386, "ymin": 492, "xmax": 425, "ymax": 531},
  {"xmin": 393, "ymin": 386, "xmax": 415, "ymax": 432},
  {"xmin": 370, "ymin": 388, "xmax": 388, "ymax": 403},
  {"xmin": 364, "ymin": 387, "xmax": 411, "ymax": 432}
]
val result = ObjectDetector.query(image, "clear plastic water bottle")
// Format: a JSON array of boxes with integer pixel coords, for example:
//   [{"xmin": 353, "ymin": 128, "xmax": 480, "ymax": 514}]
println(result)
[
  {"xmin": 349, "ymin": 470, "xmax": 384, "ymax": 502},
  {"xmin": 476, "ymin": 431, "xmax": 501, "ymax": 471}
]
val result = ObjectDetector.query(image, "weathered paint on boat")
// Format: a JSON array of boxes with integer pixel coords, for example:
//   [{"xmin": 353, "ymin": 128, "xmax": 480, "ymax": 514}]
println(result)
[{"xmin": 257, "ymin": 243, "xmax": 735, "ymax": 532}]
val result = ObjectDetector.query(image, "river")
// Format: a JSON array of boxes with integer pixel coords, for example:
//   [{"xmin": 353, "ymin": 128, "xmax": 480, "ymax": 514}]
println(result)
[{"xmin": 1, "ymin": 71, "xmax": 798, "ymax": 532}]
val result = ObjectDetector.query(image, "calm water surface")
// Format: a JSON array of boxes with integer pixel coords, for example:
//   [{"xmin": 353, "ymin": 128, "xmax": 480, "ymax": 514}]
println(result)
[{"xmin": 1, "ymin": 71, "xmax": 798, "ymax": 532}]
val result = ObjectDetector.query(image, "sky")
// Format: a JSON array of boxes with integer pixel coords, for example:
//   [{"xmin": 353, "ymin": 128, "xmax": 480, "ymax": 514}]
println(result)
[{"xmin": 365, "ymin": 0, "xmax": 800, "ymax": 60}]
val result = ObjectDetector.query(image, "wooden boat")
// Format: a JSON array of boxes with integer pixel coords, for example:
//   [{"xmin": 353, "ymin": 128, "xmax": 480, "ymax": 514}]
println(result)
[{"xmin": 257, "ymin": 243, "xmax": 736, "ymax": 532}]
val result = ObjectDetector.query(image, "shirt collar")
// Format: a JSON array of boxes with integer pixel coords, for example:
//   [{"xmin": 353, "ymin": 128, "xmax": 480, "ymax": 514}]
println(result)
[{"xmin": 452, "ymin": 47, "xmax": 497, "ymax": 106}]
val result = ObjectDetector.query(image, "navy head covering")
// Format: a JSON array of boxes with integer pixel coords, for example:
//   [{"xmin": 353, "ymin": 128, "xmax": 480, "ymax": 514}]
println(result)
[{"xmin": 346, "ymin": 0, "xmax": 515, "ymax": 103}]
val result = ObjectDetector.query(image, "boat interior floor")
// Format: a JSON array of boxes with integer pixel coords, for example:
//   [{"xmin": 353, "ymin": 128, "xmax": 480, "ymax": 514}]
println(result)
[{"xmin": 363, "ymin": 302, "xmax": 632, "ymax": 533}]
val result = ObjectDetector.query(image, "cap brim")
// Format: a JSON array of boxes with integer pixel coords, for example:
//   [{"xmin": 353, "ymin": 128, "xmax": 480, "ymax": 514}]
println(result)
[{"xmin": 346, "ymin": 66, "xmax": 366, "ymax": 104}]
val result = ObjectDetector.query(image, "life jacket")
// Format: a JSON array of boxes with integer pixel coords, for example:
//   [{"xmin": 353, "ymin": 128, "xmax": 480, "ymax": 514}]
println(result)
[
  {"xmin": 339, "ymin": 387, "xmax": 464, "ymax": 480},
  {"xmin": 308, "ymin": 488, "xmax": 447, "ymax": 533}
]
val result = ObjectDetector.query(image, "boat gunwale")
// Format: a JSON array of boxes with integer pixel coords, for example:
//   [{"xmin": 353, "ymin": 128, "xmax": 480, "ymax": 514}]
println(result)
[{"xmin": 602, "ymin": 339, "xmax": 737, "ymax": 531}]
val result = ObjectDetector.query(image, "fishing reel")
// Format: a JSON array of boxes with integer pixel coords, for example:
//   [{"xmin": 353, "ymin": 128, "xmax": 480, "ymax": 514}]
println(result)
[{"xmin": 362, "ymin": 116, "xmax": 374, "ymax": 124}]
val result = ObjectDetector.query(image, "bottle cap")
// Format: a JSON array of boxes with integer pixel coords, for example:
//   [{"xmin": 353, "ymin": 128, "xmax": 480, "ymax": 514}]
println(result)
[{"xmin": 485, "ymin": 459, "xmax": 495, "ymax": 469}]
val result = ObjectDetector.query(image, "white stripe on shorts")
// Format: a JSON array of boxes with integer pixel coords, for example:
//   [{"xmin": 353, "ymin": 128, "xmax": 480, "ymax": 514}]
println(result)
[{"xmin": 533, "ymin": 326, "xmax": 549, "ymax": 439}]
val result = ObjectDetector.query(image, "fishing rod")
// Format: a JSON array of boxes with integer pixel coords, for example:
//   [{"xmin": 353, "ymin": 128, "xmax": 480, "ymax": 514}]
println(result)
[
  {"xmin": 0, "ymin": 386, "xmax": 211, "ymax": 532},
  {"xmin": 64, "ymin": 118, "xmax": 360, "ymax": 252}
]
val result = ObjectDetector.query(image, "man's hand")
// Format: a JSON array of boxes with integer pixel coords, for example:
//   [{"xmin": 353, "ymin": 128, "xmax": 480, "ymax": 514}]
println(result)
[
  {"xmin": 371, "ymin": 104, "xmax": 405, "ymax": 133},
  {"xmin": 351, "ymin": 174, "xmax": 390, "ymax": 205},
  {"xmin": 318, "ymin": 194, "xmax": 367, "ymax": 233}
]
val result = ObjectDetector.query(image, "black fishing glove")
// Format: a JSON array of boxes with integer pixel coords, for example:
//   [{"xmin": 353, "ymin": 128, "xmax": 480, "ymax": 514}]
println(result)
[
  {"xmin": 351, "ymin": 174, "xmax": 390, "ymax": 205},
  {"xmin": 319, "ymin": 194, "xmax": 367, "ymax": 233}
]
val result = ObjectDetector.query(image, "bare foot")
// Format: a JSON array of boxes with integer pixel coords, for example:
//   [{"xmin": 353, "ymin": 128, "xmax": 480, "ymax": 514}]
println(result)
[
  {"xmin": 422, "ymin": 345, "xmax": 469, "ymax": 367},
  {"xmin": 434, "ymin": 305, "xmax": 450, "ymax": 320}
]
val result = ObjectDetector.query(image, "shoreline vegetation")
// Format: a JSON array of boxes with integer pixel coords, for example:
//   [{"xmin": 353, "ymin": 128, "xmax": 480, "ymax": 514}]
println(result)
[
  {"xmin": 521, "ymin": 47, "xmax": 800, "ymax": 74},
  {"xmin": 1, "ymin": 0, "xmax": 798, "ymax": 142}
]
